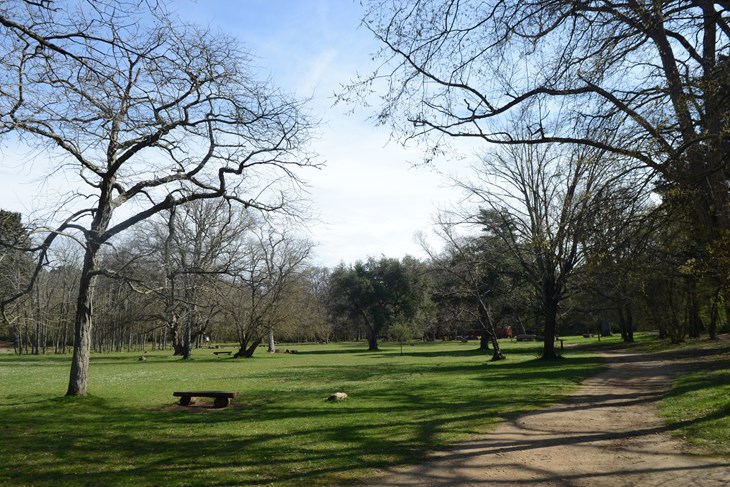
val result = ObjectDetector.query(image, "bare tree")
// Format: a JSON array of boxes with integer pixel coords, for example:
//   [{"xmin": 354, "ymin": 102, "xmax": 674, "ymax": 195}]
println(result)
[
  {"xmin": 221, "ymin": 219, "xmax": 311, "ymax": 358},
  {"xmin": 459, "ymin": 142, "xmax": 649, "ymax": 359},
  {"xmin": 0, "ymin": 1, "xmax": 316, "ymax": 395},
  {"xmin": 153, "ymin": 200, "xmax": 247, "ymax": 359},
  {"xmin": 424, "ymin": 220, "xmax": 527, "ymax": 361},
  {"xmin": 288, "ymin": 266, "xmax": 334, "ymax": 343},
  {"xmin": 349, "ymin": 0, "xmax": 730, "ymax": 301}
]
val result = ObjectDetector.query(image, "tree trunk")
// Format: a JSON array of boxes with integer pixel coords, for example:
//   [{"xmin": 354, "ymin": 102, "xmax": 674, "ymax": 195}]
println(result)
[
  {"xmin": 169, "ymin": 314, "xmax": 184, "ymax": 356},
  {"xmin": 490, "ymin": 333, "xmax": 505, "ymax": 361},
  {"xmin": 14, "ymin": 323, "xmax": 21, "ymax": 355},
  {"xmin": 599, "ymin": 318, "xmax": 613, "ymax": 337},
  {"xmin": 478, "ymin": 302, "xmax": 504, "ymax": 360},
  {"xmin": 479, "ymin": 333, "xmax": 490, "ymax": 351},
  {"xmin": 62, "ymin": 315, "xmax": 68, "ymax": 354},
  {"xmin": 685, "ymin": 279, "xmax": 704, "ymax": 339},
  {"xmin": 182, "ymin": 274, "xmax": 192, "ymax": 360},
  {"xmin": 23, "ymin": 313, "xmax": 29, "ymax": 354},
  {"xmin": 366, "ymin": 326, "xmax": 379, "ymax": 351},
  {"xmin": 654, "ymin": 300, "xmax": 668, "ymax": 339},
  {"xmin": 268, "ymin": 328, "xmax": 276, "ymax": 353},
  {"xmin": 243, "ymin": 341, "xmax": 260, "ymax": 357},
  {"xmin": 541, "ymin": 298, "xmax": 559, "ymax": 360},
  {"xmin": 708, "ymin": 294, "xmax": 718, "ymax": 340},
  {"xmin": 666, "ymin": 286, "xmax": 686, "ymax": 344},
  {"xmin": 66, "ymin": 242, "xmax": 101, "ymax": 396},
  {"xmin": 539, "ymin": 272, "xmax": 560, "ymax": 360},
  {"xmin": 182, "ymin": 323, "xmax": 191, "ymax": 360},
  {"xmin": 617, "ymin": 306, "xmax": 634, "ymax": 343},
  {"xmin": 234, "ymin": 338, "xmax": 261, "ymax": 358},
  {"xmin": 66, "ymin": 176, "xmax": 115, "ymax": 396}
]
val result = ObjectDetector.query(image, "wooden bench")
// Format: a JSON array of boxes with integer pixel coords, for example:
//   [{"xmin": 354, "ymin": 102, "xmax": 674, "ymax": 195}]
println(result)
[
  {"xmin": 213, "ymin": 351, "xmax": 232, "ymax": 356},
  {"xmin": 173, "ymin": 391, "xmax": 239, "ymax": 408}
]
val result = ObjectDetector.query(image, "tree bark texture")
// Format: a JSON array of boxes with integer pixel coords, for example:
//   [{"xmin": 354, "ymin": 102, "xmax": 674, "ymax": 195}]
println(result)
[
  {"xmin": 66, "ymin": 242, "xmax": 102, "ymax": 396},
  {"xmin": 366, "ymin": 327, "xmax": 379, "ymax": 351}
]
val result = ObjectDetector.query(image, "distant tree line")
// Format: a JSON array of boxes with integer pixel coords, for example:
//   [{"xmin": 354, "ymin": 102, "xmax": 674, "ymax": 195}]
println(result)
[{"xmin": 2, "ymin": 176, "xmax": 727, "ymax": 360}]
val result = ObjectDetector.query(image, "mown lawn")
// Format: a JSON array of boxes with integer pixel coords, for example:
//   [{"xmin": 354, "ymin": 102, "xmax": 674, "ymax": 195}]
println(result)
[
  {"xmin": 656, "ymin": 338, "xmax": 730, "ymax": 457},
  {"xmin": 0, "ymin": 339, "xmax": 604, "ymax": 486}
]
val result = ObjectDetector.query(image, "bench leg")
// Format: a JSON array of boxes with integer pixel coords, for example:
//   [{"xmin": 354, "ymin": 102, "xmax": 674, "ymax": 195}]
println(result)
[
  {"xmin": 179, "ymin": 395, "xmax": 193, "ymax": 406},
  {"xmin": 213, "ymin": 397, "xmax": 230, "ymax": 408}
]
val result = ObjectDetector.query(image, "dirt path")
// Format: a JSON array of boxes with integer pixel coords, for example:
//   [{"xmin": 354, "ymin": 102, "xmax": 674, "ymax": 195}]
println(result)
[{"xmin": 370, "ymin": 345, "xmax": 730, "ymax": 486}]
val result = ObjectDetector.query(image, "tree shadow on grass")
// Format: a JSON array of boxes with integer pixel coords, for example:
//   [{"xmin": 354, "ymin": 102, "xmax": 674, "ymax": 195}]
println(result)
[
  {"xmin": 369, "ymin": 347, "xmax": 492, "ymax": 359},
  {"xmin": 0, "ymin": 391, "xmax": 505, "ymax": 486},
  {"xmin": 293, "ymin": 347, "xmax": 379, "ymax": 356},
  {"xmin": 10, "ymin": 342, "xmax": 726, "ymax": 485},
  {"xmin": 663, "ymin": 370, "xmax": 730, "ymax": 399},
  {"xmin": 0, "ymin": 350, "xmax": 609, "ymax": 487},
  {"xmin": 0, "ymin": 354, "xmax": 72, "ymax": 365}
]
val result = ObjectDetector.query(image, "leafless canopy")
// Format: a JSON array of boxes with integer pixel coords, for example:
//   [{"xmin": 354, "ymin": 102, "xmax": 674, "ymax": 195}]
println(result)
[
  {"xmin": 349, "ymin": 0, "xmax": 730, "ymax": 319},
  {"xmin": 0, "ymin": 0, "xmax": 317, "ymax": 297},
  {"xmin": 354, "ymin": 0, "xmax": 728, "ymax": 179}
]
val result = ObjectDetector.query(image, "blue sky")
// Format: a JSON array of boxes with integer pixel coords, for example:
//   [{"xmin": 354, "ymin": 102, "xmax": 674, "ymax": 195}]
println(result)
[
  {"xmin": 170, "ymin": 0, "xmax": 468, "ymax": 267},
  {"xmin": 0, "ymin": 0, "xmax": 467, "ymax": 267}
]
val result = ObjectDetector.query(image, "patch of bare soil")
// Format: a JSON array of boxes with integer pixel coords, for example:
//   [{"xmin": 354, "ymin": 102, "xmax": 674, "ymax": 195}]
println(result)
[{"xmin": 369, "ymin": 336, "xmax": 730, "ymax": 486}]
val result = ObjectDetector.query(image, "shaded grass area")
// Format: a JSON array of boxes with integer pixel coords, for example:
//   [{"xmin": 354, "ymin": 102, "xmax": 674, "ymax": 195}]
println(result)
[{"xmin": 0, "ymin": 340, "xmax": 603, "ymax": 486}]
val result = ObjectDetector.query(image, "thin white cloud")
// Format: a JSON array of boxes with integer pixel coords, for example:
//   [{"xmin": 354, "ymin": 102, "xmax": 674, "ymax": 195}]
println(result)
[{"xmin": 300, "ymin": 48, "xmax": 339, "ymax": 95}]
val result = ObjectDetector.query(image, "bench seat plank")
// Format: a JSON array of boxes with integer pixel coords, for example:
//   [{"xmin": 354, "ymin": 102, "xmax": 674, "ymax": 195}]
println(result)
[{"xmin": 173, "ymin": 391, "xmax": 239, "ymax": 398}]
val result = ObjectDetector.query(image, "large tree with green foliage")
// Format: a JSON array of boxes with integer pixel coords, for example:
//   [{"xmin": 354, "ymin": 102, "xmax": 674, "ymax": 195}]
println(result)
[
  {"xmin": 0, "ymin": 210, "xmax": 30, "ymax": 298},
  {"xmin": 329, "ymin": 256, "xmax": 427, "ymax": 351},
  {"xmin": 0, "ymin": 210, "xmax": 33, "ymax": 342}
]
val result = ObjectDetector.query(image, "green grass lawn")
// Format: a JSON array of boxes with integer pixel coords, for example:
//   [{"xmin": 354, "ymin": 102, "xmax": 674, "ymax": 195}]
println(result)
[
  {"xmin": 660, "ymin": 369, "xmax": 730, "ymax": 455},
  {"xmin": 653, "ymin": 337, "xmax": 730, "ymax": 457},
  {"xmin": 0, "ymin": 338, "xmax": 604, "ymax": 486}
]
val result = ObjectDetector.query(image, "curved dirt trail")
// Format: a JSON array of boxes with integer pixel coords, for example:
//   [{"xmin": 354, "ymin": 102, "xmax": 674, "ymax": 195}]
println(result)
[{"xmin": 370, "ymin": 347, "xmax": 730, "ymax": 486}]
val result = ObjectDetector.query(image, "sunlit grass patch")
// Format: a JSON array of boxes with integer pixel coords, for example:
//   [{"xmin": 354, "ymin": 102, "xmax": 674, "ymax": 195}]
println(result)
[
  {"xmin": 660, "ymin": 369, "xmax": 730, "ymax": 456},
  {"xmin": 0, "ymin": 340, "xmax": 603, "ymax": 486}
]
